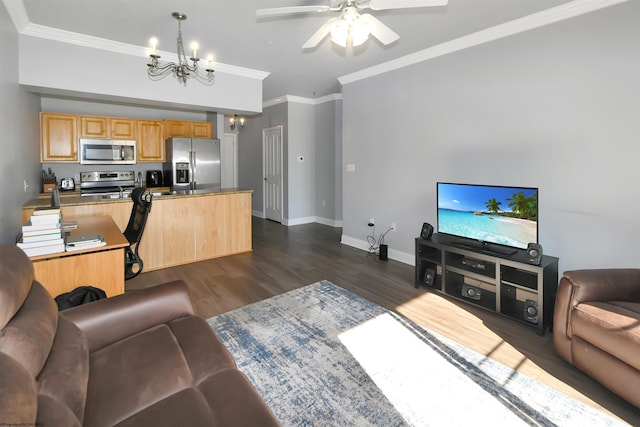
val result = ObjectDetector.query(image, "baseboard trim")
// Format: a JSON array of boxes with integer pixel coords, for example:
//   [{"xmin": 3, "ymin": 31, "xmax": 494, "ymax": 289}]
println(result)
[
  {"xmin": 340, "ymin": 235, "xmax": 414, "ymax": 266},
  {"xmin": 250, "ymin": 213, "xmax": 342, "ymax": 229}
]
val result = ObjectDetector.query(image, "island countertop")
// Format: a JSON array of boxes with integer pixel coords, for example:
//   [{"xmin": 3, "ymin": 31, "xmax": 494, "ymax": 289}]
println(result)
[
  {"xmin": 23, "ymin": 187, "xmax": 252, "ymax": 210},
  {"xmin": 22, "ymin": 188, "xmax": 253, "ymax": 272}
]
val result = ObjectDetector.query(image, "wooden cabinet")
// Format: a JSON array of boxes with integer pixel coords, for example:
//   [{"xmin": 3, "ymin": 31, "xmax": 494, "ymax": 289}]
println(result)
[
  {"xmin": 194, "ymin": 192, "xmax": 252, "ymax": 261},
  {"xmin": 136, "ymin": 120, "xmax": 164, "ymax": 162},
  {"xmin": 164, "ymin": 120, "xmax": 213, "ymax": 139},
  {"xmin": 191, "ymin": 121, "xmax": 213, "ymax": 139},
  {"xmin": 40, "ymin": 112, "xmax": 78, "ymax": 162},
  {"xmin": 80, "ymin": 115, "xmax": 109, "ymax": 138},
  {"xmin": 110, "ymin": 118, "xmax": 136, "ymax": 139},
  {"xmin": 25, "ymin": 191, "xmax": 253, "ymax": 272},
  {"xmin": 81, "ymin": 116, "xmax": 136, "ymax": 139}
]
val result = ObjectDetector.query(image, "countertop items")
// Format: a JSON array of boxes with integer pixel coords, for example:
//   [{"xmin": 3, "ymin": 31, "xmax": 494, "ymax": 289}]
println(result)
[{"xmin": 24, "ymin": 187, "xmax": 251, "ymax": 210}]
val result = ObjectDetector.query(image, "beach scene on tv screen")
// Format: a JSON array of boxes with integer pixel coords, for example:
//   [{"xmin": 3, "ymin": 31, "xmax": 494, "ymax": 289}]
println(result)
[{"xmin": 438, "ymin": 184, "xmax": 537, "ymax": 249}]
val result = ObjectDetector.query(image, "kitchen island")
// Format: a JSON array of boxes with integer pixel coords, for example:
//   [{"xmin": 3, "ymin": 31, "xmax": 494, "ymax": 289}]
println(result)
[{"xmin": 23, "ymin": 188, "xmax": 252, "ymax": 272}]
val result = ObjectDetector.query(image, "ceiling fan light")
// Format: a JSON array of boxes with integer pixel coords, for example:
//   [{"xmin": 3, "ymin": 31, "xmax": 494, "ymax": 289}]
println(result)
[
  {"xmin": 330, "ymin": 21, "xmax": 349, "ymax": 47},
  {"xmin": 351, "ymin": 22, "xmax": 370, "ymax": 47}
]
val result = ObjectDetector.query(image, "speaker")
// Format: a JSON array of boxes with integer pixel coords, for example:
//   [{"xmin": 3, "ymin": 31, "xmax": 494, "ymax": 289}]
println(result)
[
  {"xmin": 423, "ymin": 268, "xmax": 435, "ymax": 287},
  {"xmin": 523, "ymin": 299, "xmax": 539, "ymax": 324},
  {"xmin": 420, "ymin": 223, "xmax": 434, "ymax": 240},
  {"xmin": 526, "ymin": 243, "xmax": 543, "ymax": 265},
  {"xmin": 461, "ymin": 284, "xmax": 481, "ymax": 301},
  {"xmin": 500, "ymin": 284, "xmax": 517, "ymax": 317},
  {"xmin": 379, "ymin": 244, "xmax": 388, "ymax": 261}
]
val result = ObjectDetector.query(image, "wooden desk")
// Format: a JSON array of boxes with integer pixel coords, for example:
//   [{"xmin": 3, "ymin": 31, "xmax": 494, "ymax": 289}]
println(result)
[{"xmin": 30, "ymin": 216, "xmax": 128, "ymax": 298}]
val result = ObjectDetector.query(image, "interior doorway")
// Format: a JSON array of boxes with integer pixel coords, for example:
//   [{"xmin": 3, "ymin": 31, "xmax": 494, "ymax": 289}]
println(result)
[{"xmin": 262, "ymin": 125, "xmax": 283, "ymax": 223}]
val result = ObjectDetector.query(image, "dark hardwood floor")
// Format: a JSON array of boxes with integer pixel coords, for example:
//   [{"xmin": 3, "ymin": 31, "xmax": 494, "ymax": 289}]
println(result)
[{"xmin": 127, "ymin": 217, "xmax": 639, "ymax": 425}]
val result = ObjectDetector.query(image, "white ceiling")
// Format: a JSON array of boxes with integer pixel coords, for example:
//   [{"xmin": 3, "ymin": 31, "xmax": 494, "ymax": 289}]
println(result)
[{"xmin": 11, "ymin": 0, "xmax": 606, "ymax": 101}]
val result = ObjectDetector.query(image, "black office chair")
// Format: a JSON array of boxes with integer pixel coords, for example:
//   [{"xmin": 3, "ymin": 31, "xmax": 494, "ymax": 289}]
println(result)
[{"xmin": 124, "ymin": 188, "xmax": 153, "ymax": 280}]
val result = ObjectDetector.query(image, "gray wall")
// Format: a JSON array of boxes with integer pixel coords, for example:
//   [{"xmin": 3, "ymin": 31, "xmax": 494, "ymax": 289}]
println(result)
[
  {"xmin": 341, "ymin": 1, "xmax": 640, "ymax": 272},
  {"xmin": 315, "ymin": 101, "xmax": 343, "ymax": 223},
  {"xmin": 0, "ymin": 4, "xmax": 41, "ymax": 243},
  {"xmin": 287, "ymin": 102, "xmax": 315, "ymax": 220},
  {"xmin": 239, "ymin": 98, "xmax": 342, "ymax": 225}
]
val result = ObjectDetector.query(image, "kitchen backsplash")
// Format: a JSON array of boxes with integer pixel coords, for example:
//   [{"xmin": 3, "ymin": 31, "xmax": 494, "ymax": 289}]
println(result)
[{"xmin": 42, "ymin": 162, "xmax": 165, "ymax": 189}]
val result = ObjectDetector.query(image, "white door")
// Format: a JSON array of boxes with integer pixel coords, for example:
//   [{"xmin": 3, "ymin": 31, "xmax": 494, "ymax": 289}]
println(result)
[
  {"xmin": 221, "ymin": 133, "xmax": 238, "ymax": 188},
  {"xmin": 263, "ymin": 125, "xmax": 283, "ymax": 222}
]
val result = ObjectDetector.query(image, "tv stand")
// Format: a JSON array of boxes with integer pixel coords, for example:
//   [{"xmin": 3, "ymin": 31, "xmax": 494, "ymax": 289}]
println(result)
[
  {"xmin": 415, "ymin": 233, "xmax": 558, "ymax": 335},
  {"xmin": 451, "ymin": 241, "xmax": 517, "ymax": 257}
]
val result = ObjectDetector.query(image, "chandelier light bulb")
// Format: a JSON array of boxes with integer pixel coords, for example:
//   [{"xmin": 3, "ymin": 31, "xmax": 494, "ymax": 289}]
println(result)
[
  {"xmin": 206, "ymin": 54, "xmax": 214, "ymax": 70},
  {"xmin": 190, "ymin": 41, "xmax": 199, "ymax": 59},
  {"xmin": 149, "ymin": 37, "xmax": 158, "ymax": 55}
]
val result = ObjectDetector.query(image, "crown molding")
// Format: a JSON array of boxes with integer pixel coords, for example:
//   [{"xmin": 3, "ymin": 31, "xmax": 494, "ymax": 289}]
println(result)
[
  {"xmin": 339, "ymin": 0, "xmax": 629, "ymax": 86},
  {"xmin": 263, "ymin": 93, "xmax": 343, "ymax": 108},
  {"xmin": 3, "ymin": 0, "xmax": 29, "ymax": 32},
  {"xmin": 11, "ymin": 10, "xmax": 270, "ymax": 81}
]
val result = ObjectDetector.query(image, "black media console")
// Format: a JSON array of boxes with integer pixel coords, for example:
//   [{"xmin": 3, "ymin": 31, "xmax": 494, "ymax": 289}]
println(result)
[{"xmin": 415, "ymin": 233, "xmax": 559, "ymax": 335}]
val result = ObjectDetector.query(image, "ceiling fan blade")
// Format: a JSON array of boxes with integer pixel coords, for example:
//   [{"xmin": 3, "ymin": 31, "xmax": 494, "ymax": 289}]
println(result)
[
  {"xmin": 302, "ymin": 18, "xmax": 341, "ymax": 49},
  {"xmin": 256, "ymin": 5, "xmax": 331, "ymax": 17},
  {"xmin": 359, "ymin": 14, "xmax": 399, "ymax": 45},
  {"xmin": 363, "ymin": 0, "xmax": 448, "ymax": 11}
]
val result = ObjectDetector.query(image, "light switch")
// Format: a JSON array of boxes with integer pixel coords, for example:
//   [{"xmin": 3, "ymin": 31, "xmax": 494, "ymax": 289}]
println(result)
[{"xmin": 346, "ymin": 163, "xmax": 355, "ymax": 172}]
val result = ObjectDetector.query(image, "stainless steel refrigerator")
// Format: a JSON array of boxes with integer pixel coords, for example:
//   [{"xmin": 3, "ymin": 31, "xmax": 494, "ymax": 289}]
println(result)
[{"xmin": 163, "ymin": 138, "xmax": 221, "ymax": 191}]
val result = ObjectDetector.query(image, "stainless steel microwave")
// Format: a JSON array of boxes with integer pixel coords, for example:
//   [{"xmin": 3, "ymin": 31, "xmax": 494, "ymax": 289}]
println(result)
[{"xmin": 80, "ymin": 138, "xmax": 136, "ymax": 165}]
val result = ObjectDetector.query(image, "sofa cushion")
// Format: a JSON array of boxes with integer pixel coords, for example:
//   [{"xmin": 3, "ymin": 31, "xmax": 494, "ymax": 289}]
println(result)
[
  {"xmin": 84, "ymin": 324, "xmax": 193, "ymax": 426},
  {"xmin": 198, "ymin": 369, "xmax": 281, "ymax": 426},
  {"xmin": 36, "ymin": 316, "xmax": 89, "ymax": 425},
  {"xmin": 571, "ymin": 301, "xmax": 640, "ymax": 371},
  {"xmin": 168, "ymin": 315, "xmax": 236, "ymax": 384},
  {"xmin": 114, "ymin": 388, "xmax": 216, "ymax": 427}
]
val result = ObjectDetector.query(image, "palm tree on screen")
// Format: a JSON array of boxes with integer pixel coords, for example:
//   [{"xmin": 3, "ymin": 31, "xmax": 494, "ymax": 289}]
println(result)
[{"xmin": 485, "ymin": 198, "xmax": 502, "ymax": 214}]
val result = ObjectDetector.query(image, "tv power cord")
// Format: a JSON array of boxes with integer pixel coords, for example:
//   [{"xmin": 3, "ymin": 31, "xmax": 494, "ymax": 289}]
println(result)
[{"xmin": 366, "ymin": 223, "xmax": 392, "ymax": 258}]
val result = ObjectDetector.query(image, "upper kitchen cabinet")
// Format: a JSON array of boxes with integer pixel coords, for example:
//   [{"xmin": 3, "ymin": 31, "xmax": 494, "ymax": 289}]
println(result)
[
  {"xmin": 40, "ymin": 112, "xmax": 78, "ymax": 163},
  {"xmin": 191, "ymin": 121, "xmax": 213, "ymax": 139},
  {"xmin": 136, "ymin": 120, "xmax": 164, "ymax": 162},
  {"xmin": 80, "ymin": 116, "xmax": 136, "ymax": 139},
  {"xmin": 111, "ymin": 118, "xmax": 136, "ymax": 139},
  {"xmin": 164, "ymin": 120, "xmax": 213, "ymax": 139}
]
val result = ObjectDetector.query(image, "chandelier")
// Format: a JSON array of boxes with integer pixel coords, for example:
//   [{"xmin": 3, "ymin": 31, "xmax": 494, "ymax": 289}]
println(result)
[{"xmin": 147, "ymin": 12, "xmax": 214, "ymax": 85}]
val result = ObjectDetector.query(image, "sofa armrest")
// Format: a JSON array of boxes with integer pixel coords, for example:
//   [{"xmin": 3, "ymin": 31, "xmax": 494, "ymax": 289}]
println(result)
[
  {"xmin": 62, "ymin": 280, "xmax": 196, "ymax": 353},
  {"xmin": 553, "ymin": 269, "xmax": 640, "ymax": 363},
  {"xmin": 563, "ymin": 269, "xmax": 640, "ymax": 303}
]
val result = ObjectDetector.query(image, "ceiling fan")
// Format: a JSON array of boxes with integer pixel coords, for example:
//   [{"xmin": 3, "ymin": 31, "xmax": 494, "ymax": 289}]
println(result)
[{"xmin": 256, "ymin": 0, "xmax": 448, "ymax": 49}]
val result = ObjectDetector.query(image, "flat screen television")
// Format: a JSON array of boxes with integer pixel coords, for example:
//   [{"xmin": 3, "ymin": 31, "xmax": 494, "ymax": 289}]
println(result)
[{"xmin": 437, "ymin": 182, "xmax": 538, "ymax": 255}]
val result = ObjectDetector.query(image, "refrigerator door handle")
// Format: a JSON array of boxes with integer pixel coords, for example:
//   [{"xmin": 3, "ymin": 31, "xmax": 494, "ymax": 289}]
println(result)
[{"xmin": 191, "ymin": 150, "xmax": 196, "ymax": 190}]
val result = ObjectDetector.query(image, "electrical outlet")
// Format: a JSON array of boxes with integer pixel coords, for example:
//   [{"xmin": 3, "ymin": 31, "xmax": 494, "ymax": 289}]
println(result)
[{"xmin": 391, "ymin": 223, "xmax": 396, "ymax": 231}]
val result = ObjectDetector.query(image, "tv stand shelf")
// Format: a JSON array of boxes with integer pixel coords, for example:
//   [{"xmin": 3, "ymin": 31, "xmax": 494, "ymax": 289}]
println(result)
[{"xmin": 415, "ymin": 233, "xmax": 559, "ymax": 335}]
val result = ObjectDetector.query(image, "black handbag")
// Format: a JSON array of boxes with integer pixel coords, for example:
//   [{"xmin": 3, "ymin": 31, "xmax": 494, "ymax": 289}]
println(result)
[{"xmin": 55, "ymin": 286, "xmax": 107, "ymax": 310}]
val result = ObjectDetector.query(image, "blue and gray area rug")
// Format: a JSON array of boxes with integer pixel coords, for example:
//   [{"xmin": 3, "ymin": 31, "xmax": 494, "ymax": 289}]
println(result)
[{"xmin": 207, "ymin": 280, "xmax": 623, "ymax": 426}]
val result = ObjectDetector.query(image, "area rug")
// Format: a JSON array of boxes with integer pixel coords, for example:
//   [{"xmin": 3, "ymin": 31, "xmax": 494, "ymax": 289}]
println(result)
[{"xmin": 207, "ymin": 280, "xmax": 624, "ymax": 426}]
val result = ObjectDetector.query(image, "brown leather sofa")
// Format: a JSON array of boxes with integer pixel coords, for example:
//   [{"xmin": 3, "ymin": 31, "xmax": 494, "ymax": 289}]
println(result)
[
  {"xmin": 553, "ymin": 269, "xmax": 640, "ymax": 408},
  {"xmin": 0, "ymin": 244, "xmax": 281, "ymax": 426}
]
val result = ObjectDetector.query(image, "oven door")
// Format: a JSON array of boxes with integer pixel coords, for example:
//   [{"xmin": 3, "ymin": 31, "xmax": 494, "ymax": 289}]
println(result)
[{"xmin": 80, "ymin": 139, "xmax": 136, "ymax": 165}]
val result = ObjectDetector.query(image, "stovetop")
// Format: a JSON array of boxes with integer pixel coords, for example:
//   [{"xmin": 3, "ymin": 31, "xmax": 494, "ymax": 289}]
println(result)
[{"xmin": 80, "ymin": 170, "xmax": 135, "ymax": 197}]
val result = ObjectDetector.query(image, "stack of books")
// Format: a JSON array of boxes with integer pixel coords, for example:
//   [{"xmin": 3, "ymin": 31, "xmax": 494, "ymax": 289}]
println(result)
[{"xmin": 17, "ymin": 207, "xmax": 65, "ymax": 257}]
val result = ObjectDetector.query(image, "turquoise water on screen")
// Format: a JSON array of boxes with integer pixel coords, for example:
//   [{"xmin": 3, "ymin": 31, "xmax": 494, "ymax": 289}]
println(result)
[{"xmin": 438, "ymin": 209, "xmax": 536, "ymax": 249}]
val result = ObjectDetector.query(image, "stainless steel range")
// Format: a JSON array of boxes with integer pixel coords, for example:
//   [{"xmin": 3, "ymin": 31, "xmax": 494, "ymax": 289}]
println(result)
[{"xmin": 80, "ymin": 171, "xmax": 135, "ymax": 198}]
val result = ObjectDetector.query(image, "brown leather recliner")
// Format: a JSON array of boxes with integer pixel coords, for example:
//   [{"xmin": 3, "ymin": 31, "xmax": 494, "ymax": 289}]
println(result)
[
  {"xmin": 553, "ymin": 269, "xmax": 640, "ymax": 408},
  {"xmin": 0, "ymin": 244, "xmax": 281, "ymax": 426}
]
